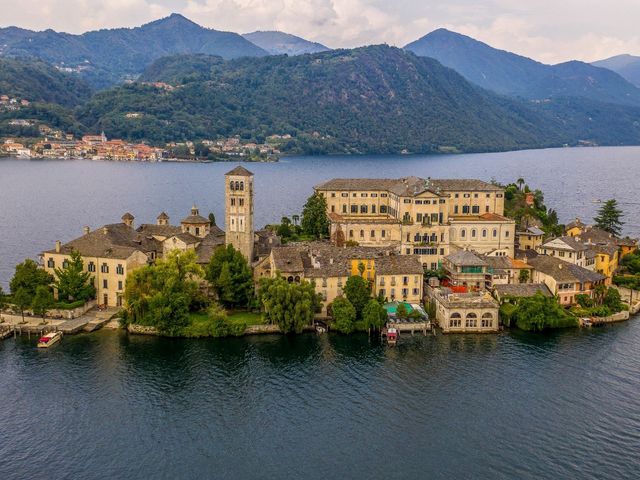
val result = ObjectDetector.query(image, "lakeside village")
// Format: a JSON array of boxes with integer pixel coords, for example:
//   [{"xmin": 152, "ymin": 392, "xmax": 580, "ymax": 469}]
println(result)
[
  {"xmin": 1, "ymin": 166, "xmax": 639, "ymax": 345},
  {"xmin": 0, "ymin": 95, "xmax": 281, "ymax": 162}
]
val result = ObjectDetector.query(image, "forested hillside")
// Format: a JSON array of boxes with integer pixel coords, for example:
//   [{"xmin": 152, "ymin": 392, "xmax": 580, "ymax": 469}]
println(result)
[{"xmin": 78, "ymin": 46, "xmax": 566, "ymax": 153}]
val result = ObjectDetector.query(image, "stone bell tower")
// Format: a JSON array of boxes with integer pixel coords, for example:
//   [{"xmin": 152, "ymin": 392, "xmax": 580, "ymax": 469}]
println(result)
[{"xmin": 225, "ymin": 166, "xmax": 254, "ymax": 262}]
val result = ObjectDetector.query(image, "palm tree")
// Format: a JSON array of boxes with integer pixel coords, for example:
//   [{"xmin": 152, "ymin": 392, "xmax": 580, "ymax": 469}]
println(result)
[
  {"xmin": 516, "ymin": 178, "xmax": 525, "ymax": 191},
  {"xmin": 292, "ymin": 214, "xmax": 300, "ymax": 226}
]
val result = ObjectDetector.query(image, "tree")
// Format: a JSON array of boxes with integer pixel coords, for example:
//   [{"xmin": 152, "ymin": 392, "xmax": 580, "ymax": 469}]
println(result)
[
  {"xmin": 512, "ymin": 293, "xmax": 577, "ymax": 331},
  {"xmin": 205, "ymin": 244, "xmax": 254, "ymax": 308},
  {"xmin": 292, "ymin": 214, "xmax": 300, "ymax": 226},
  {"xmin": 276, "ymin": 217, "xmax": 294, "ymax": 239},
  {"xmin": 603, "ymin": 287, "xmax": 623, "ymax": 312},
  {"xmin": 518, "ymin": 269, "xmax": 530, "ymax": 284},
  {"xmin": 12, "ymin": 287, "xmax": 31, "ymax": 324},
  {"xmin": 361, "ymin": 299, "xmax": 388, "ymax": 331},
  {"xmin": 258, "ymin": 276, "xmax": 321, "ymax": 333},
  {"xmin": 54, "ymin": 250, "xmax": 96, "ymax": 302},
  {"xmin": 396, "ymin": 302, "xmax": 409, "ymax": 320},
  {"xmin": 516, "ymin": 178, "xmax": 525, "ymax": 191},
  {"xmin": 331, "ymin": 297, "xmax": 356, "ymax": 333},
  {"xmin": 594, "ymin": 199, "xmax": 624, "ymax": 237},
  {"xmin": 125, "ymin": 250, "xmax": 204, "ymax": 335},
  {"xmin": 208, "ymin": 212, "xmax": 216, "ymax": 227},
  {"xmin": 10, "ymin": 259, "xmax": 53, "ymax": 298},
  {"xmin": 32, "ymin": 286, "xmax": 54, "ymax": 324},
  {"xmin": 0, "ymin": 286, "xmax": 6, "ymax": 320},
  {"xmin": 301, "ymin": 192, "xmax": 329, "ymax": 239},
  {"xmin": 344, "ymin": 275, "xmax": 371, "ymax": 319}
]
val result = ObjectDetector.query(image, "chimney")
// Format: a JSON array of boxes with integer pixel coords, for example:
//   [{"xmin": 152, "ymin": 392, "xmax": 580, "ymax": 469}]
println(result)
[
  {"xmin": 83, "ymin": 226, "xmax": 90, "ymax": 235},
  {"xmin": 55, "ymin": 240, "xmax": 61, "ymax": 253}
]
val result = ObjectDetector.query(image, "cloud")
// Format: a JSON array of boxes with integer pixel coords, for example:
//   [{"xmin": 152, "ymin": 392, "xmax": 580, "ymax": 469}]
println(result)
[{"xmin": 1, "ymin": 0, "xmax": 640, "ymax": 63}]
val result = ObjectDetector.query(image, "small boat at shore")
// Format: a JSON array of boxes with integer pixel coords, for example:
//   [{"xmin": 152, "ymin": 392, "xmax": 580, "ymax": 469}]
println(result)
[{"xmin": 37, "ymin": 331, "xmax": 62, "ymax": 348}]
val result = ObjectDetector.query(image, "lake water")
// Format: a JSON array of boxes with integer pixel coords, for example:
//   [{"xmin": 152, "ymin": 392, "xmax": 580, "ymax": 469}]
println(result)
[
  {"xmin": 1, "ymin": 323, "xmax": 639, "ymax": 479},
  {"xmin": 1, "ymin": 147, "xmax": 640, "ymax": 479},
  {"xmin": 0, "ymin": 146, "xmax": 639, "ymax": 286}
]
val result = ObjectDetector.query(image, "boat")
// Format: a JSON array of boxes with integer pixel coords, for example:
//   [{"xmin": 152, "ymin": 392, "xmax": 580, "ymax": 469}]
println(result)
[
  {"xmin": 37, "ymin": 331, "xmax": 62, "ymax": 348},
  {"xmin": 386, "ymin": 328, "xmax": 398, "ymax": 346}
]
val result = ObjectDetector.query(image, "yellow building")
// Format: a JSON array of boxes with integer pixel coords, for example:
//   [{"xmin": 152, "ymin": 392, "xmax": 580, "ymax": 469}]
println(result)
[
  {"xmin": 315, "ymin": 177, "xmax": 515, "ymax": 269},
  {"xmin": 266, "ymin": 242, "xmax": 423, "ymax": 315},
  {"xmin": 516, "ymin": 226, "xmax": 545, "ymax": 251}
]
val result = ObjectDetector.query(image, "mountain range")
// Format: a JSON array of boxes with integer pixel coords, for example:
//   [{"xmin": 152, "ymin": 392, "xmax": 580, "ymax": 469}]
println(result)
[
  {"xmin": 404, "ymin": 29, "xmax": 640, "ymax": 107},
  {"xmin": 242, "ymin": 31, "xmax": 329, "ymax": 56},
  {"xmin": 1, "ymin": 14, "xmax": 640, "ymax": 154},
  {"xmin": 0, "ymin": 14, "xmax": 267, "ymax": 88},
  {"xmin": 592, "ymin": 54, "xmax": 640, "ymax": 87}
]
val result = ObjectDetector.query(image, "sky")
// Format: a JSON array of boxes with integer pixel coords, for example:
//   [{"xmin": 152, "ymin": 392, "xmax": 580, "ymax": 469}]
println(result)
[{"xmin": 1, "ymin": 0, "xmax": 639, "ymax": 64}]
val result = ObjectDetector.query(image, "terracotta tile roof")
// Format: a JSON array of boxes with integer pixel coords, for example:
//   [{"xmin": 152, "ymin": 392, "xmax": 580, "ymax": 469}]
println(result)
[{"xmin": 315, "ymin": 177, "xmax": 502, "ymax": 195}]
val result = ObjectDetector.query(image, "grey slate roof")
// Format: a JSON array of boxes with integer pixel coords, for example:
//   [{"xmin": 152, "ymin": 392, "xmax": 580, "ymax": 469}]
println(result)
[
  {"xmin": 528, "ymin": 256, "xmax": 605, "ymax": 284},
  {"xmin": 314, "ymin": 177, "xmax": 501, "ymax": 195},
  {"xmin": 226, "ymin": 165, "xmax": 254, "ymax": 176},
  {"xmin": 494, "ymin": 283, "xmax": 553, "ymax": 298},
  {"xmin": 445, "ymin": 250, "xmax": 487, "ymax": 267},
  {"xmin": 44, "ymin": 223, "xmax": 158, "ymax": 260}
]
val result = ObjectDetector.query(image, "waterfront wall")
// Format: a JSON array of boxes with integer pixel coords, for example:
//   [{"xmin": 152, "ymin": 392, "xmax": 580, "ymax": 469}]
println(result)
[{"xmin": 0, "ymin": 300, "xmax": 96, "ymax": 321}]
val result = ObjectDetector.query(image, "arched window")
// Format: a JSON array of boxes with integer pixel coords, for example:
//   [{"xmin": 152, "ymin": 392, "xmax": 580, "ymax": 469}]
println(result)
[
  {"xmin": 465, "ymin": 312, "xmax": 477, "ymax": 328},
  {"xmin": 482, "ymin": 229, "xmax": 487, "ymax": 238},
  {"xmin": 294, "ymin": 276, "xmax": 301, "ymax": 283},
  {"xmin": 481, "ymin": 312, "xmax": 493, "ymax": 327},
  {"xmin": 430, "ymin": 233, "xmax": 437, "ymax": 242},
  {"xmin": 450, "ymin": 312, "xmax": 462, "ymax": 318},
  {"xmin": 492, "ymin": 229, "xmax": 498, "ymax": 238},
  {"xmin": 234, "ymin": 181, "xmax": 240, "ymax": 191},
  {"xmin": 505, "ymin": 230, "xmax": 510, "ymax": 238},
  {"xmin": 482, "ymin": 312, "xmax": 493, "ymax": 318},
  {"xmin": 349, "ymin": 230, "xmax": 354, "ymax": 238},
  {"xmin": 287, "ymin": 276, "xmax": 294, "ymax": 283},
  {"xmin": 471, "ymin": 229, "xmax": 477, "ymax": 238},
  {"xmin": 449, "ymin": 312, "xmax": 462, "ymax": 328},
  {"xmin": 239, "ymin": 181, "xmax": 244, "ymax": 191},
  {"xmin": 461, "ymin": 229, "xmax": 466, "ymax": 238},
  {"xmin": 414, "ymin": 233, "xmax": 421, "ymax": 242},
  {"xmin": 229, "ymin": 181, "xmax": 234, "ymax": 191},
  {"xmin": 360, "ymin": 230, "xmax": 364, "ymax": 238}
]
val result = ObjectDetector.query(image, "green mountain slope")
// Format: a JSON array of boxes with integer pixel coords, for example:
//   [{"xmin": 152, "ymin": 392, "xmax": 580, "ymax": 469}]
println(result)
[
  {"xmin": 0, "ymin": 14, "xmax": 267, "ymax": 88},
  {"xmin": 405, "ymin": 29, "xmax": 640, "ymax": 107},
  {"xmin": 0, "ymin": 57, "xmax": 92, "ymax": 107},
  {"xmin": 242, "ymin": 31, "xmax": 329, "ymax": 55},
  {"xmin": 77, "ymin": 46, "xmax": 568, "ymax": 153},
  {"xmin": 593, "ymin": 54, "xmax": 640, "ymax": 87}
]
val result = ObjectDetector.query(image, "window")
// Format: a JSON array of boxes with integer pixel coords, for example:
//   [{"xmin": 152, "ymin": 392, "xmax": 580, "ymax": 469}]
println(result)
[
  {"xmin": 371, "ymin": 205, "xmax": 376, "ymax": 214},
  {"xmin": 195, "ymin": 227, "xmax": 200, "ymax": 236},
  {"xmin": 464, "ymin": 193, "xmax": 471, "ymax": 198},
  {"xmin": 331, "ymin": 205, "xmax": 335, "ymax": 213},
  {"xmin": 505, "ymin": 231, "xmax": 510, "ymax": 238},
  {"xmin": 342, "ymin": 205, "xmax": 347, "ymax": 213},
  {"xmin": 47, "ymin": 258, "xmax": 55, "ymax": 268},
  {"xmin": 231, "ymin": 198, "xmax": 236, "ymax": 206},
  {"xmin": 417, "ymin": 213, "xmax": 423, "ymax": 222},
  {"xmin": 229, "ymin": 181, "xmax": 235, "ymax": 191},
  {"xmin": 454, "ymin": 194, "xmax": 459, "ymax": 198},
  {"xmin": 360, "ymin": 205, "xmax": 368, "ymax": 214},
  {"xmin": 371, "ymin": 193, "xmax": 378, "ymax": 198},
  {"xmin": 472, "ymin": 205, "xmax": 480, "ymax": 214},
  {"xmin": 462, "ymin": 205, "xmax": 470, "ymax": 214},
  {"xmin": 371, "ymin": 230, "xmax": 375, "ymax": 238},
  {"xmin": 482, "ymin": 229, "xmax": 487, "ymax": 238},
  {"xmin": 431, "ymin": 213, "xmax": 438, "ymax": 223},
  {"xmin": 474, "ymin": 194, "xmax": 479, "ymax": 198},
  {"xmin": 361, "ymin": 193, "xmax": 368, "ymax": 197},
  {"xmin": 116, "ymin": 264, "xmax": 124, "ymax": 275},
  {"xmin": 380, "ymin": 205, "xmax": 387, "ymax": 214},
  {"xmin": 331, "ymin": 192, "xmax": 336, "ymax": 197},
  {"xmin": 465, "ymin": 313, "xmax": 477, "ymax": 328},
  {"xmin": 118, "ymin": 281, "xmax": 123, "ymax": 291},
  {"xmin": 239, "ymin": 198, "xmax": 244, "ymax": 206},
  {"xmin": 454, "ymin": 206, "xmax": 459, "ymax": 214},
  {"xmin": 450, "ymin": 313, "xmax": 462, "ymax": 327},
  {"xmin": 461, "ymin": 229, "xmax": 466, "ymax": 238},
  {"xmin": 492, "ymin": 229, "xmax": 498, "ymax": 238},
  {"xmin": 381, "ymin": 230, "xmax": 386, "ymax": 238},
  {"xmin": 239, "ymin": 181, "xmax": 244, "ymax": 191},
  {"xmin": 62, "ymin": 260, "xmax": 69, "ymax": 269},
  {"xmin": 360, "ymin": 230, "xmax": 364, "ymax": 238},
  {"xmin": 404, "ymin": 199, "xmax": 412, "ymax": 203},
  {"xmin": 88, "ymin": 262, "xmax": 95, "ymax": 272},
  {"xmin": 341, "ymin": 193, "xmax": 349, "ymax": 197},
  {"xmin": 481, "ymin": 313, "xmax": 493, "ymax": 328},
  {"xmin": 471, "ymin": 229, "xmax": 477, "ymax": 238},
  {"xmin": 351, "ymin": 205, "xmax": 358, "ymax": 213},
  {"xmin": 349, "ymin": 230, "xmax": 354, "ymax": 238},
  {"xmin": 101, "ymin": 263, "xmax": 109, "ymax": 273},
  {"xmin": 103, "ymin": 279, "xmax": 108, "ymax": 289},
  {"xmin": 381, "ymin": 193, "xmax": 388, "ymax": 198}
]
